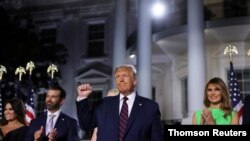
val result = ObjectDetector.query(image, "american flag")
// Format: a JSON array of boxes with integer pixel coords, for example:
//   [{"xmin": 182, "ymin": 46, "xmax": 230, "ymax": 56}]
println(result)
[
  {"xmin": 229, "ymin": 61, "xmax": 243, "ymax": 123},
  {"xmin": 25, "ymin": 75, "xmax": 36, "ymax": 125}
]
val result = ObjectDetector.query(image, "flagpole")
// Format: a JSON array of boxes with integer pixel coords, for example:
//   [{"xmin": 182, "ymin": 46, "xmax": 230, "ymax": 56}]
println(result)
[
  {"xmin": 224, "ymin": 44, "xmax": 238, "ymax": 63},
  {"xmin": 224, "ymin": 45, "xmax": 243, "ymax": 124},
  {"xmin": 47, "ymin": 64, "xmax": 58, "ymax": 87},
  {"xmin": 26, "ymin": 61, "xmax": 35, "ymax": 105},
  {"xmin": 44, "ymin": 64, "xmax": 58, "ymax": 114},
  {"xmin": 15, "ymin": 66, "xmax": 26, "ymax": 98},
  {"xmin": 25, "ymin": 61, "xmax": 36, "ymax": 124}
]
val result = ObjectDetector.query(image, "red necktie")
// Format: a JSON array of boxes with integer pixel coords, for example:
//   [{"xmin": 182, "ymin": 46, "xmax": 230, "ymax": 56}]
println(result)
[{"xmin": 119, "ymin": 96, "xmax": 128, "ymax": 141}]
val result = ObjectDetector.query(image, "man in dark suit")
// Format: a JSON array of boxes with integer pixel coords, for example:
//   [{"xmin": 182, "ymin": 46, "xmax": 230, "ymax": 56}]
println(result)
[
  {"xmin": 76, "ymin": 64, "xmax": 163, "ymax": 141},
  {"xmin": 243, "ymin": 95, "xmax": 250, "ymax": 124},
  {"xmin": 25, "ymin": 85, "xmax": 79, "ymax": 141}
]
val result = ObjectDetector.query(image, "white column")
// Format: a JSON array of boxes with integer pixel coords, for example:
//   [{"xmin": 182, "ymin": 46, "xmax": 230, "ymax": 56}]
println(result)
[
  {"xmin": 186, "ymin": 0, "xmax": 206, "ymax": 123},
  {"xmin": 112, "ymin": 0, "xmax": 127, "ymax": 85},
  {"xmin": 137, "ymin": 0, "xmax": 152, "ymax": 99},
  {"xmin": 57, "ymin": 20, "xmax": 81, "ymax": 120}
]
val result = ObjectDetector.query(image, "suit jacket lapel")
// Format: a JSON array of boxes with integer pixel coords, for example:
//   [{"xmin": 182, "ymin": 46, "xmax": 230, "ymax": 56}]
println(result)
[
  {"xmin": 42, "ymin": 115, "xmax": 47, "ymax": 127},
  {"xmin": 125, "ymin": 94, "xmax": 141, "ymax": 135},
  {"xmin": 41, "ymin": 115, "xmax": 48, "ymax": 139},
  {"xmin": 54, "ymin": 112, "xmax": 65, "ymax": 135}
]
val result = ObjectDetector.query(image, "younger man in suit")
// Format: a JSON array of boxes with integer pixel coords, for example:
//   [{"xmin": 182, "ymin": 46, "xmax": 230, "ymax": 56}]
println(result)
[
  {"xmin": 25, "ymin": 85, "xmax": 79, "ymax": 141},
  {"xmin": 76, "ymin": 64, "xmax": 163, "ymax": 141}
]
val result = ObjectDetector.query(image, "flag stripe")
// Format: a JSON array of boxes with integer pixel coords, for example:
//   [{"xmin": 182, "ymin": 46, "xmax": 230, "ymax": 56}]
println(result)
[
  {"xmin": 25, "ymin": 75, "xmax": 36, "ymax": 125},
  {"xmin": 229, "ymin": 61, "xmax": 243, "ymax": 124}
]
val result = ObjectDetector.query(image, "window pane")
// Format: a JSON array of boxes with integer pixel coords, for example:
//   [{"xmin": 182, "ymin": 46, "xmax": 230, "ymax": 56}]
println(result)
[
  {"xmin": 89, "ymin": 24, "xmax": 104, "ymax": 31},
  {"xmin": 89, "ymin": 32, "xmax": 104, "ymax": 40},
  {"xmin": 238, "ymin": 81, "xmax": 243, "ymax": 92},
  {"xmin": 243, "ymin": 70, "xmax": 250, "ymax": 78},
  {"xmin": 88, "ymin": 41, "xmax": 104, "ymax": 57},
  {"xmin": 87, "ymin": 23, "xmax": 105, "ymax": 57},
  {"xmin": 244, "ymin": 81, "xmax": 250, "ymax": 91},
  {"xmin": 235, "ymin": 71, "xmax": 242, "ymax": 79}
]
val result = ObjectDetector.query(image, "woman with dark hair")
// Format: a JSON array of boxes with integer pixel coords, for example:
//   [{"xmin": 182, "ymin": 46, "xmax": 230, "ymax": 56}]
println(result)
[
  {"xmin": 192, "ymin": 77, "xmax": 239, "ymax": 125},
  {"xmin": 0, "ymin": 98, "xmax": 28, "ymax": 141}
]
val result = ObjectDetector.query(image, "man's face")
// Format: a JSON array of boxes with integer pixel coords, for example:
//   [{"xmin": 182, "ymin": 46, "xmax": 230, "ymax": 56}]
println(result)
[
  {"xmin": 45, "ymin": 89, "xmax": 63, "ymax": 112},
  {"xmin": 114, "ymin": 68, "xmax": 136, "ymax": 96}
]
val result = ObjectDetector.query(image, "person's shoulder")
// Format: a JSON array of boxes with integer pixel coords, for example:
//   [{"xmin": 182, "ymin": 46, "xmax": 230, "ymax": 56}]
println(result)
[
  {"xmin": 104, "ymin": 95, "xmax": 119, "ymax": 100},
  {"xmin": 137, "ymin": 95, "xmax": 158, "ymax": 106},
  {"xmin": 102, "ymin": 95, "xmax": 119, "ymax": 103},
  {"xmin": 30, "ymin": 115, "xmax": 45, "ymax": 123},
  {"xmin": 20, "ymin": 125, "xmax": 28, "ymax": 129},
  {"xmin": 60, "ymin": 112, "xmax": 77, "ymax": 121},
  {"xmin": 190, "ymin": 109, "xmax": 202, "ymax": 118},
  {"xmin": 14, "ymin": 125, "xmax": 28, "ymax": 132},
  {"xmin": 194, "ymin": 109, "xmax": 203, "ymax": 114}
]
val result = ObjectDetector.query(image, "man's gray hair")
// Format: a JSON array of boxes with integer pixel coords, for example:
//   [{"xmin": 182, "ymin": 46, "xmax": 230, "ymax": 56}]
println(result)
[{"xmin": 114, "ymin": 64, "xmax": 137, "ymax": 76}]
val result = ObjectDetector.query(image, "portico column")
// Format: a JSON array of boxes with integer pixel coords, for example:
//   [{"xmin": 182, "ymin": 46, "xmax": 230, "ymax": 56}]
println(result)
[
  {"xmin": 137, "ymin": 0, "xmax": 152, "ymax": 99},
  {"xmin": 187, "ymin": 0, "xmax": 206, "ymax": 123},
  {"xmin": 112, "ymin": 0, "xmax": 127, "ymax": 86}
]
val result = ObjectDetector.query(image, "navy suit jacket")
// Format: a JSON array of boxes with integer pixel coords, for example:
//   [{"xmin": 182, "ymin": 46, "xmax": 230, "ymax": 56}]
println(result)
[
  {"xmin": 25, "ymin": 112, "xmax": 79, "ymax": 141},
  {"xmin": 76, "ymin": 94, "xmax": 163, "ymax": 141},
  {"xmin": 243, "ymin": 95, "xmax": 250, "ymax": 124}
]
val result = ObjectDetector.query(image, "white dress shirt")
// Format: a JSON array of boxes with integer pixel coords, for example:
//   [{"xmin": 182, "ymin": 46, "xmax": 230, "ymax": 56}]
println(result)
[
  {"xmin": 119, "ymin": 92, "xmax": 136, "ymax": 117},
  {"xmin": 46, "ymin": 110, "xmax": 61, "ymax": 135}
]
